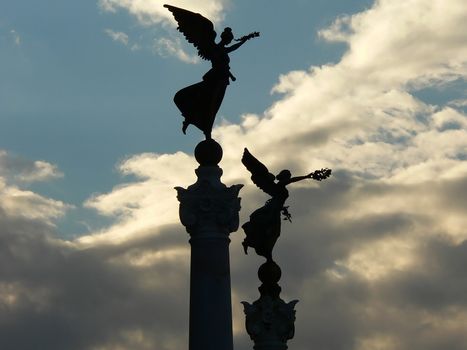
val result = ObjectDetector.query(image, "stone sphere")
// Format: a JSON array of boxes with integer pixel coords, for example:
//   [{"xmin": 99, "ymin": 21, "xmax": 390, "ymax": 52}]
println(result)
[
  {"xmin": 258, "ymin": 260, "xmax": 282, "ymax": 284},
  {"xmin": 194, "ymin": 139, "xmax": 223, "ymax": 166}
]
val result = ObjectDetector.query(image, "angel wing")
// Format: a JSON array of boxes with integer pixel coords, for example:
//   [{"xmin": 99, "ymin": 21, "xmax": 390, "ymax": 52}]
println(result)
[
  {"xmin": 242, "ymin": 148, "xmax": 277, "ymax": 197},
  {"xmin": 164, "ymin": 4, "xmax": 217, "ymax": 60}
]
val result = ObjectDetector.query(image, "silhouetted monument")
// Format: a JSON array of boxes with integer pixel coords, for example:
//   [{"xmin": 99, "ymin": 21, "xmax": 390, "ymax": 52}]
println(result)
[
  {"xmin": 164, "ymin": 4, "xmax": 259, "ymax": 139},
  {"xmin": 166, "ymin": 5, "xmax": 332, "ymax": 349},
  {"xmin": 176, "ymin": 139, "xmax": 242, "ymax": 350},
  {"xmin": 241, "ymin": 148, "xmax": 331, "ymax": 261},
  {"xmin": 241, "ymin": 148, "xmax": 331, "ymax": 350},
  {"xmin": 166, "ymin": 5, "xmax": 259, "ymax": 350}
]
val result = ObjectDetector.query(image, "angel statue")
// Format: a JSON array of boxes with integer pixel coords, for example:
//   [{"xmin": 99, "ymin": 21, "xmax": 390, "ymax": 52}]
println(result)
[
  {"xmin": 164, "ymin": 4, "xmax": 259, "ymax": 139},
  {"xmin": 241, "ymin": 148, "xmax": 331, "ymax": 261}
]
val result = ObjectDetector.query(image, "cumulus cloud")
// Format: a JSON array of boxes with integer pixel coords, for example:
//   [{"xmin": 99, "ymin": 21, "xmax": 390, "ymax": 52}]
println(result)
[
  {"xmin": 0, "ymin": 184, "xmax": 70, "ymax": 224},
  {"xmin": 0, "ymin": 150, "xmax": 63, "ymax": 183},
  {"xmin": 98, "ymin": 0, "xmax": 227, "ymax": 26},
  {"xmin": 318, "ymin": 15, "xmax": 353, "ymax": 43},
  {"xmin": 83, "ymin": 0, "xmax": 467, "ymax": 348},
  {"xmin": 98, "ymin": 0, "xmax": 228, "ymax": 60},
  {"xmin": 0, "ymin": 151, "xmax": 69, "ymax": 225},
  {"xmin": 0, "ymin": 152, "xmax": 67, "ymax": 224},
  {"xmin": 3, "ymin": 0, "xmax": 467, "ymax": 349},
  {"xmin": 0, "ymin": 152, "xmax": 189, "ymax": 350},
  {"xmin": 81, "ymin": 152, "xmax": 196, "ymax": 245},
  {"xmin": 0, "ymin": 210, "xmax": 190, "ymax": 350}
]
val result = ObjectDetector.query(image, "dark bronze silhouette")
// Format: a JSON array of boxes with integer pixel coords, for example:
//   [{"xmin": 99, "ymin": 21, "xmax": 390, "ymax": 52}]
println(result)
[
  {"xmin": 164, "ymin": 4, "xmax": 259, "ymax": 139},
  {"xmin": 241, "ymin": 148, "xmax": 331, "ymax": 261}
]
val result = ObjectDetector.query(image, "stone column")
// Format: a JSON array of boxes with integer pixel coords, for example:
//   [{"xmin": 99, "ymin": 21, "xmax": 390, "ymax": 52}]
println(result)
[{"xmin": 176, "ymin": 139, "xmax": 243, "ymax": 350}]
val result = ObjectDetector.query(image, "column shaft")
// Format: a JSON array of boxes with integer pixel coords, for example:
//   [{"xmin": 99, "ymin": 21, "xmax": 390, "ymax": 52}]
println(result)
[{"xmin": 189, "ymin": 236, "xmax": 233, "ymax": 350}]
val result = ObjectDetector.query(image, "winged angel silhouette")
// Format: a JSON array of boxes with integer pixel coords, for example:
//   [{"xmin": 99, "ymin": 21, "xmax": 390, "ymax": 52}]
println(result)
[
  {"xmin": 241, "ymin": 148, "xmax": 332, "ymax": 261},
  {"xmin": 164, "ymin": 4, "xmax": 259, "ymax": 139}
]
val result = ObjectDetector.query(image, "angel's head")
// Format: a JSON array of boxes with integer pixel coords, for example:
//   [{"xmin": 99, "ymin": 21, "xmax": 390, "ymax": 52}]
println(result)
[
  {"xmin": 220, "ymin": 27, "xmax": 234, "ymax": 45},
  {"xmin": 276, "ymin": 170, "xmax": 291, "ymax": 183}
]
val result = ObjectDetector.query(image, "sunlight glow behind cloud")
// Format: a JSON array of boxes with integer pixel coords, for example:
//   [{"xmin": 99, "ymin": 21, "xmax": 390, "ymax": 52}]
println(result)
[
  {"xmin": 79, "ymin": 2, "xmax": 467, "ymax": 347},
  {"xmin": 1, "ymin": 0, "xmax": 467, "ymax": 349}
]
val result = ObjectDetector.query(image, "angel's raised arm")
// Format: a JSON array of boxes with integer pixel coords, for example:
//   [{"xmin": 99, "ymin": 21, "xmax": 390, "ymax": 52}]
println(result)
[
  {"xmin": 288, "ymin": 168, "xmax": 332, "ymax": 184},
  {"xmin": 226, "ymin": 32, "xmax": 259, "ymax": 53},
  {"xmin": 225, "ymin": 39, "xmax": 247, "ymax": 53},
  {"xmin": 287, "ymin": 175, "xmax": 311, "ymax": 185}
]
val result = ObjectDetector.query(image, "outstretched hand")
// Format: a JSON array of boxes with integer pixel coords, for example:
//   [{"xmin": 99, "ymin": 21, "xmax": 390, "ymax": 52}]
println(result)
[{"xmin": 235, "ymin": 31, "xmax": 260, "ymax": 42}]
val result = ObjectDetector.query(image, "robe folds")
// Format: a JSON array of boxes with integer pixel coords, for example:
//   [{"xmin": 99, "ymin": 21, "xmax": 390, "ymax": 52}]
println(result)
[{"xmin": 173, "ymin": 67, "xmax": 230, "ymax": 138}]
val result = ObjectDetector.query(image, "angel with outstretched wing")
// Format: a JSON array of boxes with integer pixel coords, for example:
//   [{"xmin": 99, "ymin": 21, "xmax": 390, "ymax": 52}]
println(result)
[
  {"xmin": 164, "ymin": 4, "xmax": 259, "ymax": 139},
  {"xmin": 241, "ymin": 148, "xmax": 331, "ymax": 261}
]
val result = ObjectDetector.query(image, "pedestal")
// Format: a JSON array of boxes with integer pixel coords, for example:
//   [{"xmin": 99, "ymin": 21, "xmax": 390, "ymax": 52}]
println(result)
[
  {"xmin": 242, "ymin": 260, "xmax": 298, "ymax": 350},
  {"xmin": 176, "ymin": 139, "xmax": 243, "ymax": 350}
]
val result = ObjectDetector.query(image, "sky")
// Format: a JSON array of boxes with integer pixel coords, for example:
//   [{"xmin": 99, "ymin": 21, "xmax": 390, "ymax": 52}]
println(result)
[{"xmin": 0, "ymin": 0, "xmax": 466, "ymax": 349}]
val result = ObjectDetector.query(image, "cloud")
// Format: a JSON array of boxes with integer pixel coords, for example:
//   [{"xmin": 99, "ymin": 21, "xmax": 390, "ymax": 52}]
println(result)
[
  {"xmin": 98, "ymin": 0, "xmax": 227, "ymax": 26},
  {"xmin": 80, "ymin": 152, "xmax": 196, "ymax": 245},
  {"xmin": 0, "ymin": 184, "xmax": 70, "ymax": 224},
  {"xmin": 318, "ymin": 15, "xmax": 353, "ymax": 43},
  {"xmin": 3, "ymin": 0, "xmax": 467, "ymax": 349},
  {"xmin": 153, "ymin": 37, "xmax": 199, "ymax": 63},
  {"xmin": 0, "ymin": 152, "xmax": 190, "ymax": 350},
  {"xmin": 98, "ymin": 1, "xmax": 228, "ymax": 61},
  {"xmin": 82, "ymin": 0, "xmax": 467, "ymax": 348},
  {"xmin": 10, "ymin": 29, "xmax": 21, "ymax": 46},
  {"xmin": 0, "ymin": 150, "xmax": 63, "ymax": 183},
  {"xmin": 0, "ymin": 151, "xmax": 69, "ymax": 225},
  {"xmin": 104, "ymin": 28, "xmax": 129, "ymax": 45},
  {"xmin": 103, "ymin": 26, "xmax": 200, "ymax": 62},
  {"xmin": 0, "ymin": 210, "xmax": 190, "ymax": 350},
  {"xmin": 320, "ymin": 0, "xmax": 467, "ymax": 88}
]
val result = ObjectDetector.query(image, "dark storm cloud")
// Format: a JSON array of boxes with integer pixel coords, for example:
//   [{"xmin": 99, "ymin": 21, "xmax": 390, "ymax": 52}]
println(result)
[
  {"xmin": 433, "ymin": 176, "xmax": 467, "ymax": 214},
  {"xmin": 380, "ymin": 238, "xmax": 467, "ymax": 310},
  {"xmin": 235, "ymin": 172, "xmax": 416, "ymax": 286},
  {"xmin": 1, "ymin": 0, "xmax": 466, "ymax": 348},
  {"xmin": 3, "ymin": 164, "xmax": 465, "ymax": 350},
  {"xmin": 0, "ymin": 210, "xmax": 190, "ymax": 350},
  {"xmin": 232, "ymin": 172, "xmax": 467, "ymax": 350}
]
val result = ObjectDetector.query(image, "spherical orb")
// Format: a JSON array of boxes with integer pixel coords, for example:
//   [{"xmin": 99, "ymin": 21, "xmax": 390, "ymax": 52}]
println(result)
[
  {"xmin": 258, "ymin": 260, "xmax": 282, "ymax": 284},
  {"xmin": 194, "ymin": 139, "xmax": 223, "ymax": 166}
]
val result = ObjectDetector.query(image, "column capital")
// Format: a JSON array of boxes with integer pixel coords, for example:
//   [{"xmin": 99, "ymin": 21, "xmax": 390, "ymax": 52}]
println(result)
[
  {"xmin": 242, "ymin": 296, "xmax": 298, "ymax": 350},
  {"xmin": 176, "ymin": 165, "xmax": 243, "ymax": 238}
]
